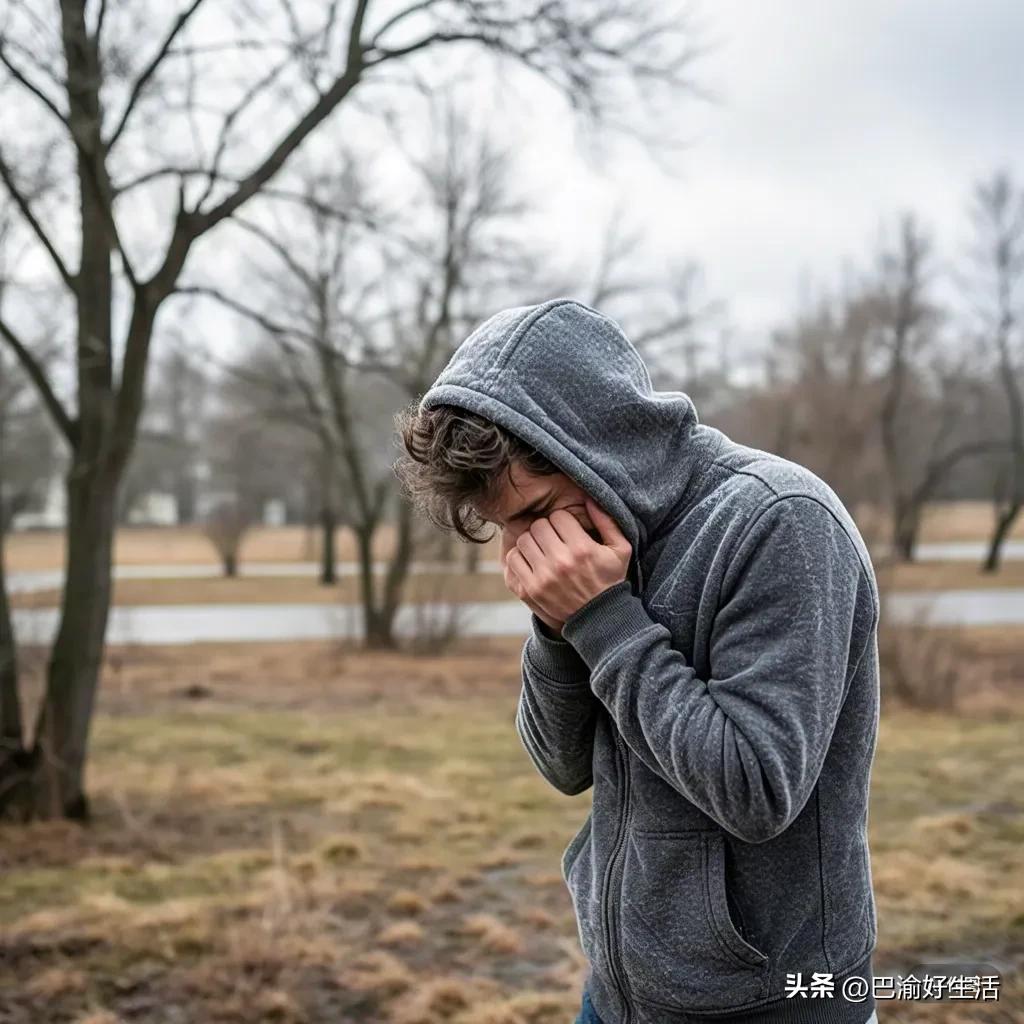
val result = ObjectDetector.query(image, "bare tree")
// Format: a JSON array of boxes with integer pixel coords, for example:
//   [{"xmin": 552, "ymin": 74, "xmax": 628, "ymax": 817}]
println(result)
[
  {"xmin": 212, "ymin": 333, "xmax": 344, "ymax": 584},
  {"xmin": 868, "ymin": 216, "xmax": 993, "ymax": 558},
  {"xmin": 733, "ymin": 285, "xmax": 884, "ymax": 514},
  {"xmin": 202, "ymin": 499, "xmax": 251, "ymax": 578},
  {"xmin": 873, "ymin": 214, "xmax": 940, "ymax": 559},
  {"xmin": 962, "ymin": 171, "xmax": 1024, "ymax": 571},
  {"xmin": 206, "ymin": 105, "xmax": 533, "ymax": 647},
  {"xmin": 0, "ymin": 0, "xmax": 703, "ymax": 819},
  {"xmin": 870, "ymin": 213, "xmax": 1014, "ymax": 560},
  {"xmin": 0, "ymin": 201, "xmax": 60, "ymax": 810}
]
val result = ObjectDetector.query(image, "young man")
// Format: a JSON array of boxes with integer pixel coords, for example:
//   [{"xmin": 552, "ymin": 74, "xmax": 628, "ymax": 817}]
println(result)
[{"xmin": 394, "ymin": 298, "xmax": 881, "ymax": 1024}]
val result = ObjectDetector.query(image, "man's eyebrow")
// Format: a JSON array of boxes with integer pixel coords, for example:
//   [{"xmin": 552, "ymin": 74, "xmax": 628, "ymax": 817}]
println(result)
[{"xmin": 509, "ymin": 490, "xmax": 556, "ymax": 521}]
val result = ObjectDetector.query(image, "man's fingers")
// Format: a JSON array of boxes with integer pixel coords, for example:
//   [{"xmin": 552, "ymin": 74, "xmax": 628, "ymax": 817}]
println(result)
[
  {"xmin": 585, "ymin": 497, "xmax": 630, "ymax": 552},
  {"xmin": 507, "ymin": 550, "xmax": 560, "ymax": 621},
  {"xmin": 524, "ymin": 516, "xmax": 581, "ymax": 565},
  {"xmin": 515, "ymin": 531, "xmax": 545, "ymax": 573},
  {"xmin": 546, "ymin": 507, "xmax": 590, "ymax": 547},
  {"xmin": 506, "ymin": 547, "xmax": 531, "ymax": 583}
]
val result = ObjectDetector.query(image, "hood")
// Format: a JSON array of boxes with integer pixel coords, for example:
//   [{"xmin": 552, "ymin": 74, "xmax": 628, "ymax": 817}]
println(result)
[{"xmin": 419, "ymin": 297, "xmax": 709, "ymax": 592}]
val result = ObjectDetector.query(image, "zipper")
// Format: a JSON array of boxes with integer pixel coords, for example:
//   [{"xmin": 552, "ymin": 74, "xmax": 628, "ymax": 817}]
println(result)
[
  {"xmin": 600, "ymin": 729, "xmax": 634, "ymax": 1023},
  {"xmin": 597, "ymin": 534, "xmax": 642, "ymax": 1022}
]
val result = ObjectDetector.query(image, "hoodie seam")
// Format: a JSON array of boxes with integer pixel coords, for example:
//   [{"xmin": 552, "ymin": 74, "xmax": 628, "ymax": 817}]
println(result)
[
  {"xmin": 815, "ymin": 784, "xmax": 833, "ymax": 974},
  {"xmin": 710, "ymin": 461, "xmax": 784, "ymax": 497},
  {"xmin": 485, "ymin": 298, "xmax": 581, "ymax": 387},
  {"xmin": 721, "ymin": 492, "xmax": 876, "ymax": 607},
  {"xmin": 709, "ymin": 464, "xmax": 876, "ymax": 596}
]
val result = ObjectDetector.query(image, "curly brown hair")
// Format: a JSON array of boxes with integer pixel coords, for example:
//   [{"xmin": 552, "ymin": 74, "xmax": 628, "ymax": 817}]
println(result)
[{"xmin": 393, "ymin": 403, "xmax": 558, "ymax": 543}]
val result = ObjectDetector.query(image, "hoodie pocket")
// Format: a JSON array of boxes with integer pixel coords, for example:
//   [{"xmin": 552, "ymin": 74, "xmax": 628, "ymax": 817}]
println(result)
[
  {"xmin": 562, "ymin": 814, "xmax": 593, "ymax": 884},
  {"xmin": 618, "ymin": 829, "xmax": 769, "ymax": 1012},
  {"xmin": 563, "ymin": 816, "xmax": 607, "ymax": 981}
]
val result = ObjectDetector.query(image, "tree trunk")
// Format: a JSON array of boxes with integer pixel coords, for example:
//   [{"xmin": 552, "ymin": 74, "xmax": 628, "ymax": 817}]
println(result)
[
  {"xmin": 353, "ymin": 523, "xmax": 389, "ymax": 648},
  {"xmin": 0, "ymin": 500, "xmax": 24, "ymax": 764},
  {"xmin": 27, "ymin": 462, "xmax": 118, "ymax": 820},
  {"xmin": 892, "ymin": 501, "xmax": 920, "ymax": 562},
  {"xmin": 320, "ymin": 503, "xmax": 337, "ymax": 585},
  {"xmin": 983, "ymin": 504, "xmax": 1021, "ymax": 572},
  {"xmin": 355, "ymin": 521, "xmax": 395, "ymax": 645},
  {"xmin": 223, "ymin": 551, "xmax": 238, "ymax": 578},
  {"xmin": 985, "ymin": 314, "xmax": 1024, "ymax": 571},
  {"xmin": 353, "ymin": 507, "xmax": 417, "ymax": 651}
]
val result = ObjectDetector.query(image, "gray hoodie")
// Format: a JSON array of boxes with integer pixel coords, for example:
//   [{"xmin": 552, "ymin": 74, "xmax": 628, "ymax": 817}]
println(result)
[{"xmin": 419, "ymin": 298, "xmax": 880, "ymax": 1024}]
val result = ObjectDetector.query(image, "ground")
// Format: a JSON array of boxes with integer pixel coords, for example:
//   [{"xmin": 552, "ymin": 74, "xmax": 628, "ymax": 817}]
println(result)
[
  {"xmin": 1, "ymin": 634, "xmax": 1022, "ymax": 1024},
  {"xmin": 4, "ymin": 503, "xmax": 1023, "ymax": 1022}
]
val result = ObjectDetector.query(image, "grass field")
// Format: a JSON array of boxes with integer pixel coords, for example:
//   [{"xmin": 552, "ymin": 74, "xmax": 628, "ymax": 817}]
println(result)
[
  {"xmin": 1, "ymin": 636, "xmax": 1021, "ymax": 1024},
  {"xmin": 3, "ymin": 523, "xmax": 502, "ymax": 573},
  {"xmin": 9, "ymin": 572, "xmax": 513, "ymax": 610}
]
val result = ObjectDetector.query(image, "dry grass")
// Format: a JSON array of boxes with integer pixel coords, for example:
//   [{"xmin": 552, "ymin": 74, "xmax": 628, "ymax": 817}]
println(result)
[
  {"xmin": 11, "ymin": 570, "xmax": 511, "ymax": 610},
  {"xmin": 854, "ymin": 500, "xmax": 1024, "ymax": 546},
  {"xmin": 378, "ymin": 920, "xmax": 426, "ymax": 947},
  {"xmin": 878, "ymin": 559, "xmax": 1024, "ymax": 592},
  {"xmin": 460, "ymin": 913, "xmax": 525, "ymax": 955},
  {"xmin": 0, "ymin": 635, "xmax": 1021, "ymax": 1022},
  {"xmin": 5, "ymin": 523, "xmax": 504, "ymax": 572},
  {"xmin": 387, "ymin": 890, "xmax": 431, "ymax": 916},
  {"xmin": 13, "ymin": 558, "xmax": 1024, "ymax": 613},
  {"xmin": 917, "ymin": 501, "xmax": 1024, "ymax": 544}
]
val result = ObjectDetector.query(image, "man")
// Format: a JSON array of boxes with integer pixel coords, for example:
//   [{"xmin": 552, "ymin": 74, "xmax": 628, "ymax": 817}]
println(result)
[{"xmin": 394, "ymin": 298, "xmax": 881, "ymax": 1024}]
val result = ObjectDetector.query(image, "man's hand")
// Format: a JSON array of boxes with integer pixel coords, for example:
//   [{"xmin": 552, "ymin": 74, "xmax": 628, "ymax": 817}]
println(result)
[
  {"xmin": 502, "ymin": 529, "xmax": 565, "ymax": 633},
  {"xmin": 502, "ymin": 497, "xmax": 632, "ymax": 632}
]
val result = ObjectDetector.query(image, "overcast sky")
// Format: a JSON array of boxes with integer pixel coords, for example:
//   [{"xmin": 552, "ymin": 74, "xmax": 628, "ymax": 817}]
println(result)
[
  {"xmin": 505, "ymin": 0, "xmax": 1024, "ymax": 358},
  {"xmin": 12, "ymin": 0, "xmax": 1011, "ymax": 384}
]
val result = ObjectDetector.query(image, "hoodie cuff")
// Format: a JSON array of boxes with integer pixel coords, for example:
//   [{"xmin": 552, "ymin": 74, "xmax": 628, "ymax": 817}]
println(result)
[
  {"xmin": 561, "ymin": 580, "xmax": 660, "ymax": 671},
  {"xmin": 525, "ymin": 612, "xmax": 592, "ymax": 685}
]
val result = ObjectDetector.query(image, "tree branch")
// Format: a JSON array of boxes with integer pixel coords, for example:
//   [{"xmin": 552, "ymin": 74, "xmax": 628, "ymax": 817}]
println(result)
[
  {"xmin": 229, "ymin": 216, "xmax": 319, "ymax": 294},
  {"xmin": 94, "ymin": 0, "xmax": 109, "ymax": 42},
  {"xmin": 115, "ymin": 166, "xmax": 379, "ymax": 234},
  {"xmin": 0, "ymin": 150, "xmax": 77, "ymax": 292},
  {"xmin": 190, "ymin": 69, "xmax": 363, "ymax": 236},
  {"xmin": 0, "ymin": 41, "xmax": 71, "ymax": 130},
  {"xmin": 105, "ymin": 0, "xmax": 209, "ymax": 149},
  {"xmin": 191, "ymin": 42, "xmax": 310, "ymax": 212},
  {"xmin": 365, "ymin": 30, "xmax": 502, "ymax": 66},
  {"xmin": 0, "ymin": 315, "xmax": 76, "ymax": 445},
  {"xmin": 173, "ymin": 283, "xmax": 326, "ymax": 350},
  {"xmin": 173, "ymin": 284, "xmax": 392, "ymax": 376},
  {"xmin": 179, "ymin": 0, "xmax": 373, "ymax": 239},
  {"xmin": 368, "ymin": 0, "xmax": 444, "ymax": 48}
]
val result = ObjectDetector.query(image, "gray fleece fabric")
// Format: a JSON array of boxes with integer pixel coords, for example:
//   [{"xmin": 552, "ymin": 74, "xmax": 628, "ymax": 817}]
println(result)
[{"xmin": 419, "ymin": 298, "xmax": 881, "ymax": 1024}]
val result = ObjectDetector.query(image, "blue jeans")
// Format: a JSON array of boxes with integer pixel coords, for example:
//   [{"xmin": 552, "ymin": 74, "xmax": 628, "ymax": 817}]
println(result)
[
  {"xmin": 573, "ymin": 987, "xmax": 603, "ymax": 1024},
  {"xmin": 573, "ymin": 988, "xmax": 879, "ymax": 1023}
]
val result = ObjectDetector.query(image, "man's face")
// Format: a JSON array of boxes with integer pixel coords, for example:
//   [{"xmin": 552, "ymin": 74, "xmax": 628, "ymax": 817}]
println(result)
[{"xmin": 479, "ymin": 461, "xmax": 603, "ymax": 558}]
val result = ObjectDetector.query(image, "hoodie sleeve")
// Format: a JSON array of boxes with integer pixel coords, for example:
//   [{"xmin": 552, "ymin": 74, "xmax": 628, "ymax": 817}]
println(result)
[
  {"xmin": 515, "ymin": 612, "xmax": 600, "ymax": 796},
  {"xmin": 560, "ymin": 494, "xmax": 877, "ymax": 843}
]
